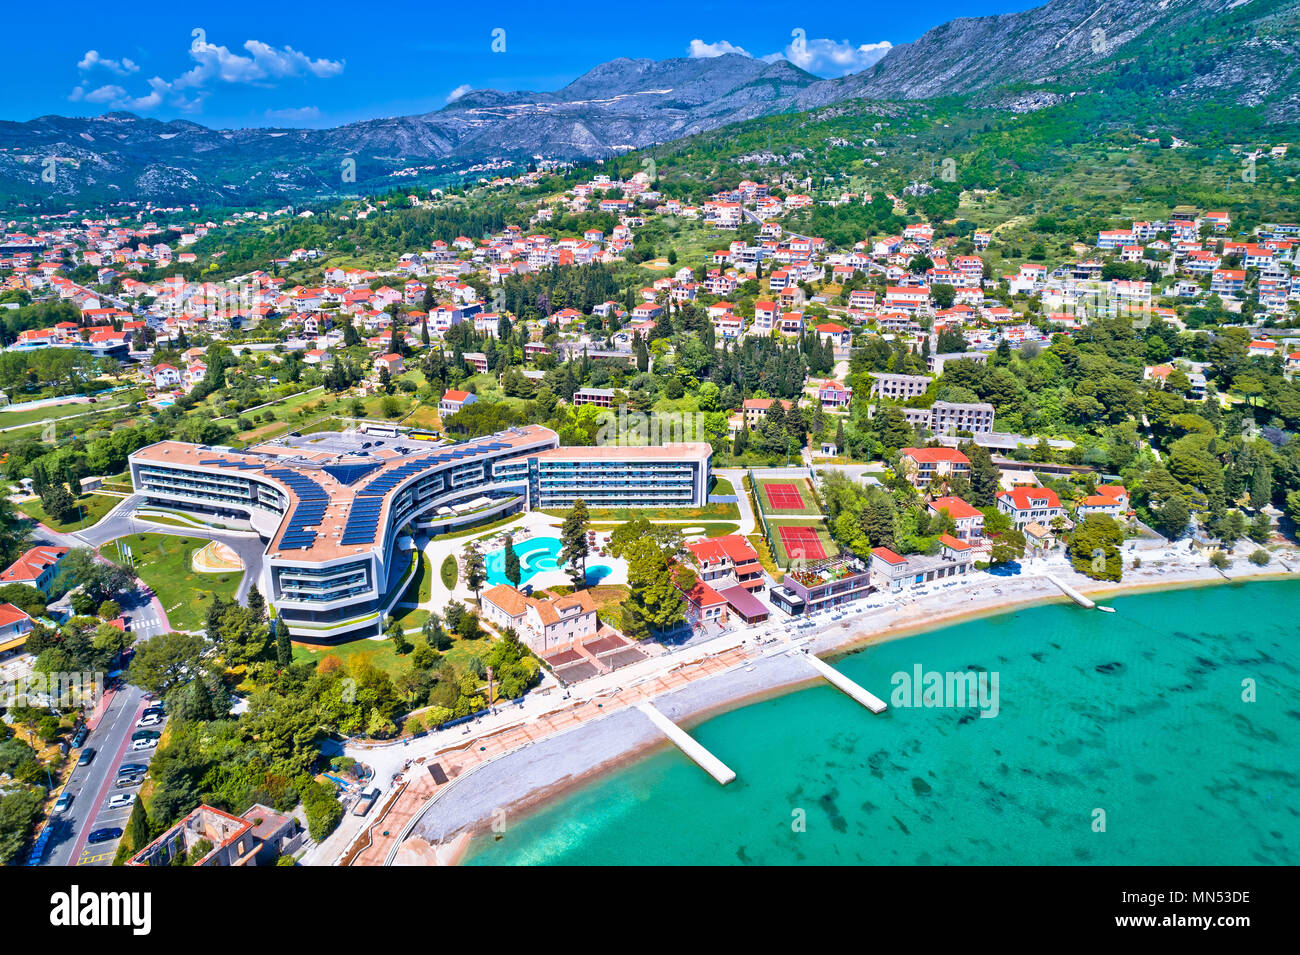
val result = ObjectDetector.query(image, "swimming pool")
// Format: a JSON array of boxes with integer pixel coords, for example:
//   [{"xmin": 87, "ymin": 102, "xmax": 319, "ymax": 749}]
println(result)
[{"xmin": 485, "ymin": 536, "xmax": 611, "ymax": 587}]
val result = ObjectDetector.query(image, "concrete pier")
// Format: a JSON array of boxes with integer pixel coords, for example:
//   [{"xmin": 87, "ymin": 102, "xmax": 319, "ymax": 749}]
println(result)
[
  {"xmin": 803, "ymin": 652, "xmax": 888, "ymax": 713},
  {"xmin": 636, "ymin": 702, "xmax": 736, "ymax": 785},
  {"xmin": 1044, "ymin": 573, "xmax": 1096, "ymax": 609}
]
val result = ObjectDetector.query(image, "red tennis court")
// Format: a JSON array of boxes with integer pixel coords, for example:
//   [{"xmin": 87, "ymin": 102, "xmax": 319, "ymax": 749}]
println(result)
[
  {"xmin": 778, "ymin": 525, "xmax": 827, "ymax": 560},
  {"xmin": 764, "ymin": 482, "xmax": 806, "ymax": 510}
]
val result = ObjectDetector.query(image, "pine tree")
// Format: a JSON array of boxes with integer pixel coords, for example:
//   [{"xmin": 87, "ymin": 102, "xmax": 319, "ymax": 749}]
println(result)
[
  {"xmin": 462, "ymin": 545, "xmax": 486, "ymax": 603},
  {"xmin": 560, "ymin": 500, "xmax": 591, "ymax": 588}
]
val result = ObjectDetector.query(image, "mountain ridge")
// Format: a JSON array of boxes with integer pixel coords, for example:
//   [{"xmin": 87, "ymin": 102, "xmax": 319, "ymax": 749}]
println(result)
[{"xmin": 2, "ymin": 0, "xmax": 1296, "ymax": 206}]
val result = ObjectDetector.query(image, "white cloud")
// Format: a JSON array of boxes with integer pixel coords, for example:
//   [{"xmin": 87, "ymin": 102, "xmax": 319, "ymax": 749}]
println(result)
[
  {"xmin": 173, "ymin": 40, "xmax": 344, "ymax": 90},
  {"xmin": 265, "ymin": 105, "xmax": 322, "ymax": 123},
  {"xmin": 446, "ymin": 84, "xmax": 473, "ymax": 103},
  {"xmin": 83, "ymin": 84, "xmax": 128, "ymax": 104},
  {"xmin": 77, "ymin": 50, "xmax": 140, "ymax": 75},
  {"xmin": 67, "ymin": 35, "xmax": 343, "ymax": 115},
  {"xmin": 688, "ymin": 35, "xmax": 891, "ymax": 77},
  {"xmin": 687, "ymin": 39, "xmax": 752, "ymax": 59},
  {"xmin": 768, "ymin": 37, "xmax": 892, "ymax": 76}
]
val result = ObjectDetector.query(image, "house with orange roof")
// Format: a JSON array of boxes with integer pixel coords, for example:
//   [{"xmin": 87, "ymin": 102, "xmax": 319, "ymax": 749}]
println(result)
[
  {"xmin": 899, "ymin": 447, "xmax": 971, "ymax": 488},
  {"xmin": 0, "ymin": 545, "xmax": 69, "ymax": 593},
  {"xmin": 1075, "ymin": 485, "xmax": 1130, "ymax": 520},
  {"xmin": 817, "ymin": 380, "xmax": 853, "ymax": 409},
  {"xmin": 0, "ymin": 602, "xmax": 33, "ymax": 652},
  {"xmin": 372, "ymin": 353, "xmax": 403, "ymax": 377},
  {"xmin": 438, "ymin": 389, "xmax": 476, "ymax": 417},
  {"xmin": 927, "ymin": 496, "xmax": 984, "ymax": 540},
  {"xmin": 686, "ymin": 535, "xmax": 765, "ymax": 593},
  {"xmin": 742, "ymin": 397, "xmax": 794, "ymax": 429},
  {"xmin": 869, "ymin": 537, "xmax": 973, "ymax": 593},
  {"xmin": 152, "ymin": 363, "xmax": 181, "ymax": 388},
  {"xmin": 996, "ymin": 486, "xmax": 1066, "ymax": 530},
  {"xmin": 481, "ymin": 584, "xmax": 600, "ymax": 653}
]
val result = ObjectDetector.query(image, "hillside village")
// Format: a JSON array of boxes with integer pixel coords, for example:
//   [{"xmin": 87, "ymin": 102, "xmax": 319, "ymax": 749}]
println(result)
[{"xmin": 2, "ymin": 149, "xmax": 1300, "ymax": 869}]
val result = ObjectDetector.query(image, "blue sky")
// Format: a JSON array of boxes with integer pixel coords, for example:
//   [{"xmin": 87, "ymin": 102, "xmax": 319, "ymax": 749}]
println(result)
[{"xmin": 1, "ymin": 1, "xmax": 1042, "ymax": 129}]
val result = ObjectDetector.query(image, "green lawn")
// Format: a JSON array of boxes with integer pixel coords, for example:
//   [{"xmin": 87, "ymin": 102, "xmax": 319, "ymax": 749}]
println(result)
[
  {"xmin": 292, "ymin": 631, "xmax": 493, "ymax": 679},
  {"xmin": 0, "ymin": 390, "xmax": 143, "ymax": 428},
  {"xmin": 400, "ymin": 551, "xmax": 434, "ymax": 604},
  {"xmin": 102, "ymin": 533, "xmax": 242, "ymax": 631},
  {"xmin": 19, "ymin": 493, "xmax": 121, "ymax": 532},
  {"xmin": 710, "ymin": 476, "xmax": 737, "ymax": 497}
]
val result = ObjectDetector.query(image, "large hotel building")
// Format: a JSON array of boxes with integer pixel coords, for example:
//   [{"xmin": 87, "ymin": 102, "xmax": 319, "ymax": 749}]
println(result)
[{"xmin": 128, "ymin": 424, "xmax": 711, "ymax": 641}]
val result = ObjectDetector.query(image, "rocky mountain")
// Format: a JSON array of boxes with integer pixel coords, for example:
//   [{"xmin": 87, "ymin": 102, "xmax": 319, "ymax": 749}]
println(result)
[{"xmin": 1, "ymin": 0, "xmax": 1295, "ymax": 206}]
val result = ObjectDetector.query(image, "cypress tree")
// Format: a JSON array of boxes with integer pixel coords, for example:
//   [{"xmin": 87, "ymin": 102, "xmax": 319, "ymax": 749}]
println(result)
[{"xmin": 275, "ymin": 617, "xmax": 292, "ymax": 667}]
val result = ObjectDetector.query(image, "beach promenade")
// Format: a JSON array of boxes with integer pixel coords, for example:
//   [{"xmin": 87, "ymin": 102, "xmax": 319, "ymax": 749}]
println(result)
[{"xmin": 319, "ymin": 540, "xmax": 1297, "ymax": 867}]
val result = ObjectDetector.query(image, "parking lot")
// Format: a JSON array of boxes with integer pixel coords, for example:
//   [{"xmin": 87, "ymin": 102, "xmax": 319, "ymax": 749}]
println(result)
[{"xmin": 43, "ymin": 685, "xmax": 167, "ymax": 867}]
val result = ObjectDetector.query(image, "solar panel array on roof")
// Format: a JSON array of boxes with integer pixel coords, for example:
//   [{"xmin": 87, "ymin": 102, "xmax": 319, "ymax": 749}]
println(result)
[
  {"xmin": 265, "ymin": 469, "xmax": 328, "ymax": 550},
  {"xmin": 341, "ymin": 497, "xmax": 384, "ymax": 546}
]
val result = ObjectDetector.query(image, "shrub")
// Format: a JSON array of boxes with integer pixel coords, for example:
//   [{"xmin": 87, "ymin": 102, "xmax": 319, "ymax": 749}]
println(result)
[
  {"xmin": 300, "ymin": 779, "xmax": 344, "ymax": 842},
  {"xmin": 440, "ymin": 555, "xmax": 458, "ymax": 589},
  {"xmin": 1209, "ymin": 550, "xmax": 1230, "ymax": 570},
  {"xmin": 1248, "ymin": 549, "xmax": 1270, "ymax": 566}
]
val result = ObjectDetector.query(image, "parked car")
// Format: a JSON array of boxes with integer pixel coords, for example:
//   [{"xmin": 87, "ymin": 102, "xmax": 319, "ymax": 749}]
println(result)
[
  {"xmin": 142, "ymin": 705, "xmax": 164, "ymax": 718},
  {"xmin": 71, "ymin": 726, "xmax": 89, "ymax": 747},
  {"xmin": 87, "ymin": 828, "xmax": 122, "ymax": 845},
  {"xmin": 52, "ymin": 793, "xmax": 73, "ymax": 814},
  {"xmin": 77, "ymin": 748, "xmax": 96, "ymax": 767},
  {"xmin": 130, "ymin": 739, "xmax": 156, "ymax": 752},
  {"xmin": 118, "ymin": 763, "xmax": 148, "ymax": 776},
  {"xmin": 115, "ymin": 774, "xmax": 144, "ymax": 789},
  {"xmin": 107, "ymin": 793, "xmax": 136, "ymax": 810},
  {"xmin": 136, "ymin": 714, "xmax": 162, "ymax": 728},
  {"xmin": 131, "ymin": 730, "xmax": 160, "ymax": 742}
]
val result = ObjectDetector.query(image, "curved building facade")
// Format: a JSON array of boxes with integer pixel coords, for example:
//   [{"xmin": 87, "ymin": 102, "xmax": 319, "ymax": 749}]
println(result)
[{"xmin": 128, "ymin": 424, "xmax": 712, "ymax": 641}]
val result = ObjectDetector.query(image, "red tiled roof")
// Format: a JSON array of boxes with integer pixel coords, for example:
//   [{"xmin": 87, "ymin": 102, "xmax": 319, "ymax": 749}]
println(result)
[
  {"xmin": 0, "ymin": 602, "xmax": 31, "ymax": 627},
  {"xmin": 687, "ymin": 534, "xmax": 759, "ymax": 566},
  {"xmin": 0, "ymin": 545, "xmax": 68, "ymax": 585},
  {"xmin": 929, "ymin": 496, "xmax": 981, "ymax": 520},
  {"xmin": 997, "ymin": 486, "xmax": 1061, "ymax": 510},
  {"xmin": 902, "ymin": 447, "xmax": 970, "ymax": 465},
  {"xmin": 871, "ymin": 546, "xmax": 906, "ymax": 565}
]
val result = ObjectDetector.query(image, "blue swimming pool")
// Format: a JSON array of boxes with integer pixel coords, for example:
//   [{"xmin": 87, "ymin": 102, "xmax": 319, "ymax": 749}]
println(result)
[{"xmin": 485, "ymin": 536, "xmax": 611, "ymax": 587}]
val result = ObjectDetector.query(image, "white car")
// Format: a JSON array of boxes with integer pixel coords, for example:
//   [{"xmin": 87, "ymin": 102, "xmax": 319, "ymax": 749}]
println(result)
[
  {"xmin": 130, "ymin": 739, "xmax": 156, "ymax": 752},
  {"xmin": 136, "ymin": 714, "xmax": 162, "ymax": 727},
  {"xmin": 107, "ymin": 793, "xmax": 136, "ymax": 810},
  {"xmin": 52, "ymin": 792, "xmax": 73, "ymax": 814}
]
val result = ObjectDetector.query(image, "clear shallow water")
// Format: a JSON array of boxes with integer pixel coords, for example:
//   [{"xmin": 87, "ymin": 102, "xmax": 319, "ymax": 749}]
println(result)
[
  {"xmin": 467, "ymin": 581, "xmax": 1300, "ymax": 865},
  {"xmin": 485, "ymin": 536, "xmax": 611, "ymax": 587}
]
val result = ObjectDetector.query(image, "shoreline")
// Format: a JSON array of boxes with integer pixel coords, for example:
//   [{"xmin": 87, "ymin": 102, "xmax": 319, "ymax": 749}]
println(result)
[{"xmin": 391, "ymin": 558, "xmax": 1297, "ymax": 865}]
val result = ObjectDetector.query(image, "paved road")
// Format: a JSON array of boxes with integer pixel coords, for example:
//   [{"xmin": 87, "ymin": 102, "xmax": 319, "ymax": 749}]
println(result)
[
  {"xmin": 33, "ymin": 494, "xmax": 267, "ymax": 608},
  {"xmin": 43, "ymin": 684, "xmax": 147, "ymax": 867}
]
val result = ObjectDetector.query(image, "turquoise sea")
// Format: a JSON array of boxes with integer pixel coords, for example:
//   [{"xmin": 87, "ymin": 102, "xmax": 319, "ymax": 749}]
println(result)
[{"xmin": 466, "ymin": 580, "xmax": 1300, "ymax": 865}]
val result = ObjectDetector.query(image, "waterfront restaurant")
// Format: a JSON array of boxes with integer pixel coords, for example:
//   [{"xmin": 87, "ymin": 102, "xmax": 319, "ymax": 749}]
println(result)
[{"xmin": 768, "ymin": 554, "xmax": 873, "ymax": 616}]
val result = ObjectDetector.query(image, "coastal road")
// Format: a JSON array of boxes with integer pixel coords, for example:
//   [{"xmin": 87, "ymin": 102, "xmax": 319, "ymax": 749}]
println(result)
[{"xmin": 43, "ymin": 684, "xmax": 146, "ymax": 867}]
